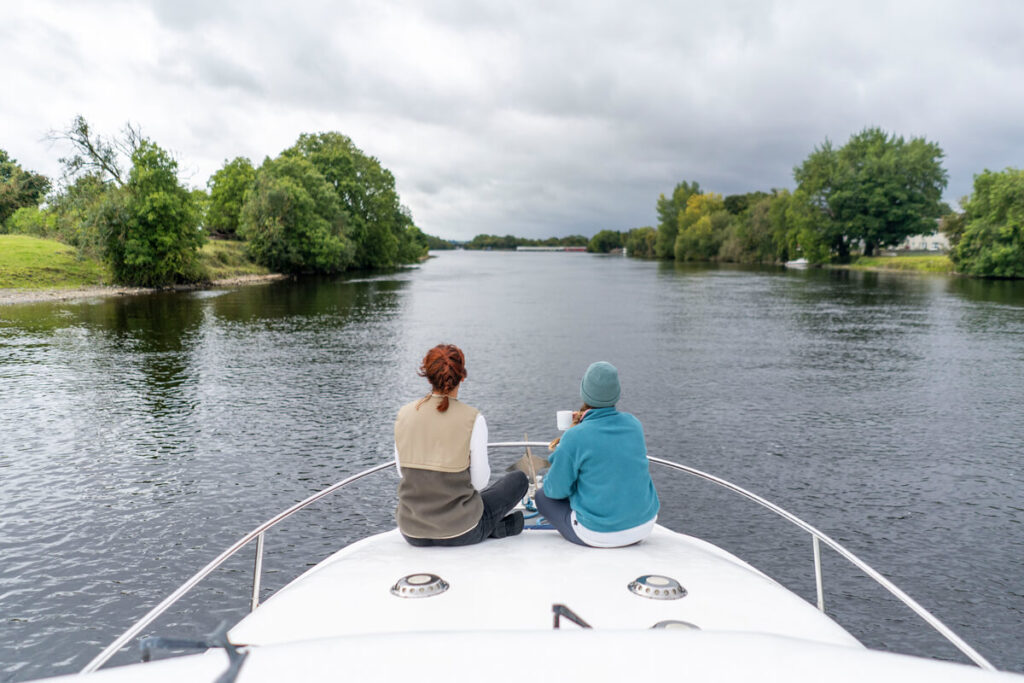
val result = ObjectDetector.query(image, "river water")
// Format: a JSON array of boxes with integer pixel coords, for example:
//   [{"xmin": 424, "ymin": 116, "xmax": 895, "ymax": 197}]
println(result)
[{"xmin": 1, "ymin": 251, "xmax": 1023, "ymax": 680}]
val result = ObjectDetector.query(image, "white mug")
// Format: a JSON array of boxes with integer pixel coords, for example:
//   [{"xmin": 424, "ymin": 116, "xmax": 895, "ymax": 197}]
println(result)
[{"xmin": 556, "ymin": 410, "xmax": 574, "ymax": 431}]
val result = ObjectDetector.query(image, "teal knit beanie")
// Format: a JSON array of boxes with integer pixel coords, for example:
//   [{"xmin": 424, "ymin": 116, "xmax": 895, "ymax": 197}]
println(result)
[{"xmin": 580, "ymin": 361, "xmax": 620, "ymax": 408}]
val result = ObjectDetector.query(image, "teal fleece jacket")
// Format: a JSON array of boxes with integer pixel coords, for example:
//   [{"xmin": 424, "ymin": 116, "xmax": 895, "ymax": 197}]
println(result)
[{"xmin": 543, "ymin": 407, "xmax": 660, "ymax": 533}]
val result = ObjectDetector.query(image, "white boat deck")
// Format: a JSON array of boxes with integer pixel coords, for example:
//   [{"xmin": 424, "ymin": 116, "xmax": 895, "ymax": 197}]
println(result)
[
  {"xmin": 51, "ymin": 525, "xmax": 1024, "ymax": 682},
  {"xmin": 229, "ymin": 525, "xmax": 859, "ymax": 648},
  {"xmin": 59, "ymin": 630, "xmax": 1024, "ymax": 683}
]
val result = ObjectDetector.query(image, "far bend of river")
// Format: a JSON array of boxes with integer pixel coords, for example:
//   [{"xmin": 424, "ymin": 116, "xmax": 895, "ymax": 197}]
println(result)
[{"xmin": 2, "ymin": 251, "xmax": 1024, "ymax": 680}]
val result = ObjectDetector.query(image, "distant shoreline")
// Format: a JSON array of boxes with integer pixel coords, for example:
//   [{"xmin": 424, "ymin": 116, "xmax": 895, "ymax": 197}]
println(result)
[
  {"xmin": 0, "ymin": 273, "xmax": 289, "ymax": 307},
  {"xmin": 0, "ymin": 252, "xmax": 957, "ymax": 308}
]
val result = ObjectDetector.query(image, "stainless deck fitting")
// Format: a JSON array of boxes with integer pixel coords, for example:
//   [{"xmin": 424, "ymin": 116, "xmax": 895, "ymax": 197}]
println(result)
[
  {"xmin": 628, "ymin": 575, "xmax": 687, "ymax": 600},
  {"xmin": 390, "ymin": 573, "xmax": 450, "ymax": 598},
  {"xmin": 651, "ymin": 620, "xmax": 700, "ymax": 630}
]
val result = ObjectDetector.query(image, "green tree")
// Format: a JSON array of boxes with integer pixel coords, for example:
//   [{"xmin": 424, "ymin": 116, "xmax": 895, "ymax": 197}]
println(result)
[
  {"xmin": 766, "ymin": 189, "xmax": 795, "ymax": 261},
  {"xmin": 794, "ymin": 128, "xmax": 948, "ymax": 260},
  {"xmin": 403, "ymin": 225, "xmax": 428, "ymax": 254},
  {"xmin": 285, "ymin": 132, "xmax": 418, "ymax": 269},
  {"xmin": 587, "ymin": 229, "xmax": 623, "ymax": 253},
  {"xmin": 674, "ymin": 193, "xmax": 729, "ymax": 261},
  {"xmin": 463, "ymin": 233, "xmax": 588, "ymax": 250},
  {"xmin": 102, "ymin": 140, "xmax": 205, "ymax": 286},
  {"xmin": 51, "ymin": 115, "xmax": 143, "ymax": 187},
  {"xmin": 655, "ymin": 180, "xmax": 701, "ymax": 259},
  {"xmin": 950, "ymin": 168, "xmax": 1024, "ymax": 278},
  {"xmin": 779, "ymin": 188, "xmax": 833, "ymax": 264},
  {"xmin": 624, "ymin": 226, "xmax": 657, "ymax": 258},
  {"xmin": 47, "ymin": 117, "xmax": 150, "ymax": 259},
  {"xmin": 206, "ymin": 157, "xmax": 254, "ymax": 238},
  {"xmin": 240, "ymin": 154, "xmax": 354, "ymax": 274},
  {"xmin": 416, "ymin": 230, "xmax": 453, "ymax": 250},
  {"xmin": 718, "ymin": 196, "xmax": 777, "ymax": 264},
  {"xmin": 723, "ymin": 191, "xmax": 769, "ymax": 217},
  {"xmin": 0, "ymin": 150, "xmax": 50, "ymax": 225},
  {"xmin": 467, "ymin": 234, "xmax": 518, "ymax": 249},
  {"xmin": 940, "ymin": 204, "xmax": 968, "ymax": 249},
  {"xmin": 394, "ymin": 206, "xmax": 427, "ymax": 263},
  {"xmin": 48, "ymin": 173, "xmax": 110, "ymax": 256},
  {"xmin": 792, "ymin": 139, "xmax": 848, "ymax": 260},
  {"xmin": 4, "ymin": 206, "xmax": 57, "ymax": 237}
]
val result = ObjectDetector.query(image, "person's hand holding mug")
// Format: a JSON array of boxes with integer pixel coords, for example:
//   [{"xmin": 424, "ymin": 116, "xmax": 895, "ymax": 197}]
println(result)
[{"xmin": 551, "ymin": 408, "xmax": 590, "ymax": 450}]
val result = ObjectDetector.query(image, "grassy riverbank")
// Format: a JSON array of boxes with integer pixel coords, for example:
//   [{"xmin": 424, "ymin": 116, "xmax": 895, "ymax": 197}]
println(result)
[
  {"xmin": 0, "ymin": 235, "xmax": 109, "ymax": 289},
  {"xmin": 0, "ymin": 235, "xmax": 282, "ymax": 307},
  {"xmin": 844, "ymin": 253, "xmax": 955, "ymax": 274},
  {"xmin": 198, "ymin": 240, "xmax": 270, "ymax": 279},
  {"xmin": 0, "ymin": 235, "xmax": 270, "ymax": 291}
]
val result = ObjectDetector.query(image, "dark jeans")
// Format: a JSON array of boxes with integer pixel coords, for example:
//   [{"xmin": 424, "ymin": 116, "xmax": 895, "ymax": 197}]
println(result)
[
  {"xmin": 403, "ymin": 471, "xmax": 529, "ymax": 547},
  {"xmin": 534, "ymin": 488, "xmax": 587, "ymax": 546}
]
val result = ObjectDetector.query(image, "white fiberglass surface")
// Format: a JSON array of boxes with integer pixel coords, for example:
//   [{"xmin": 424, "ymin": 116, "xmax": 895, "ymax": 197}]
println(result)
[
  {"xmin": 53, "ymin": 632, "xmax": 1024, "ymax": 683},
  {"xmin": 228, "ymin": 526, "xmax": 860, "ymax": 648}
]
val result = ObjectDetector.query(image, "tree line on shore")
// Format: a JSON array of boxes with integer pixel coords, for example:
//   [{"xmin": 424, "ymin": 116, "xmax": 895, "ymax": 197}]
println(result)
[
  {"xmin": 3, "ymin": 123, "xmax": 1022, "ymax": 282},
  {"xmin": 0, "ymin": 117, "xmax": 438, "ymax": 286},
  {"xmin": 456, "ymin": 234, "xmax": 589, "ymax": 250},
  {"xmin": 634, "ymin": 128, "xmax": 1023, "ymax": 278},
  {"xmin": 450, "ymin": 127, "xmax": 1022, "ymax": 279}
]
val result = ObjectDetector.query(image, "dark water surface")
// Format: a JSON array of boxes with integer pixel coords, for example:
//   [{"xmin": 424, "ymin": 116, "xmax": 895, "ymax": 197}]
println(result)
[{"xmin": 2, "ymin": 251, "xmax": 1023, "ymax": 680}]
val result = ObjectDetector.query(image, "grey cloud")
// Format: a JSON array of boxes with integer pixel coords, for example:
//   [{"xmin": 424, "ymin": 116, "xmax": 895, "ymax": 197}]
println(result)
[
  {"xmin": 4, "ymin": 0, "xmax": 1024, "ymax": 239},
  {"xmin": 149, "ymin": 42, "xmax": 267, "ymax": 96},
  {"xmin": 147, "ymin": 0, "xmax": 240, "ymax": 30},
  {"xmin": 195, "ymin": 52, "xmax": 266, "ymax": 94}
]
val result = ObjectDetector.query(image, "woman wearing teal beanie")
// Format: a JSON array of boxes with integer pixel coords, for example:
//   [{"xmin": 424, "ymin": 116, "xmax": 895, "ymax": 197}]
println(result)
[{"xmin": 535, "ymin": 361, "xmax": 660, "ymax": 547}]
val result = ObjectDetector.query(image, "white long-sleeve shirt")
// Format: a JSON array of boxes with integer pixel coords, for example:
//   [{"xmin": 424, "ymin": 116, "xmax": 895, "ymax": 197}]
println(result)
[{"xmin": 395, "ymin": 413, "xmax": 490, "ymax": 490}]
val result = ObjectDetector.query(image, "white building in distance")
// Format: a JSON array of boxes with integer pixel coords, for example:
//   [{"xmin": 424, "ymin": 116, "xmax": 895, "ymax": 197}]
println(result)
[{"xmin": 898, "ymin": 232, "xmax": 950, "ymax": 252}]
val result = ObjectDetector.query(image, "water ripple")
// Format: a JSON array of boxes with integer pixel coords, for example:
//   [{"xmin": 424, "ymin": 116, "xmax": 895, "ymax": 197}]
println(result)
[{"xmin": 2, "ymin": 258, "xmax": 1023, "ymax": 680}]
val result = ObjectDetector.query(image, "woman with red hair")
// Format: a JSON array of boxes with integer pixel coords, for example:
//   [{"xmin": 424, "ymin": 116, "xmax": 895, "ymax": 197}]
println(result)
[{"xmin": 394, "ymin": 344, "xmax": 527, "ymax": 546}]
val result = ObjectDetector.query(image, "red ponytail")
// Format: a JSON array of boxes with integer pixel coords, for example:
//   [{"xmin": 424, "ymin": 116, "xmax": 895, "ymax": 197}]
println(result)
[{"xmin": 418, "ymin": 344, "xmax": 467, "ymax": 412}]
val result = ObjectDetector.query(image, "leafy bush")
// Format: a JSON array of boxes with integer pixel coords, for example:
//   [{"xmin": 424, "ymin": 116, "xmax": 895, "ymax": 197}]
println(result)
[
  {"xmin": 46, "ymin": 173, "xmax": 110, "ymax": 258},
  {"xmin": 951, "ymin": 168, "xmax": 1024, "ymax": 278},
  {"xmin": 624, "ymin": 227, "xmax": 657, "ymax": 258},
  {"xmin": 0, "ymin": 149, "xmax": 50, "ymax": 225},
  {"xmin": 588, "ymin": 229, "xmax": 623, "ymax": 253},
  {"xmin": 102, "ymin": 141, "xmax": 204, "ymax": 286},
  {"xmin": 4, "ymin": 206, "xmax": 57, "ymax": 238},
  {"xmin": 240, "ymin": 155, "xmax": 354, "ymax": 274},
  {"xmin": 206, "ymin": 157, "xmax": 255, "ymax": 238},
  {"xmin": 717, "ymin": 197, "xmax": 777, "ymax": 264},
  {"xmin": 674, "ymin": 193, "xmax": 729, "ymax": 261},
  {"xmin": 285, "ymin": 132, "xmax": 421, "ymax": 269},
  {"xmin": 655, "ymin": 180, "xmax": 701, "ymax": 259}
]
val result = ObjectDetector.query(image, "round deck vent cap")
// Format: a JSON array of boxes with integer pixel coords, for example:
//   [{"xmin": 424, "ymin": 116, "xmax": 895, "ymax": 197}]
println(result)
[
  {"xmin": 628, "ymin": 574, "xmax": 686, "ymax": 600},
  {"xmin": 651, "ymin": 620, "xmax": 700, "ymax": 630},
  {"xmin": 391, "ymin": 573, "xmax": 449, "ymax": 598}
]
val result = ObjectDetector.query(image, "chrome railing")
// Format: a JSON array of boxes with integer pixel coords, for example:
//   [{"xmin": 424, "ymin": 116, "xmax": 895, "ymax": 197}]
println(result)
[
  {"xmin": 80, "ymin": 460, "xmax": 395, "ymax": 674},
  {"xmin": 646, "ymin": 456, "xmax": 994, "ymax": 670},
  {"xmin": 81, "ymin": 444, "xmax": 994, "ymax": 673}
]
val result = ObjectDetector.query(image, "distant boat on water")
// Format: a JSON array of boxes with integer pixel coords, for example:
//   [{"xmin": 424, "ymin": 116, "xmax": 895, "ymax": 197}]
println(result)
[{"xmin": 785, "ymin": 257, "xmax": 809, "ymax": 269}]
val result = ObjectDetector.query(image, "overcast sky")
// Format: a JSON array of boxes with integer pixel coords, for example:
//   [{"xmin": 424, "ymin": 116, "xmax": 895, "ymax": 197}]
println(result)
[{"xmin": 3, "ymin": 1, "xmax": 1023, "ymax": 241}]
